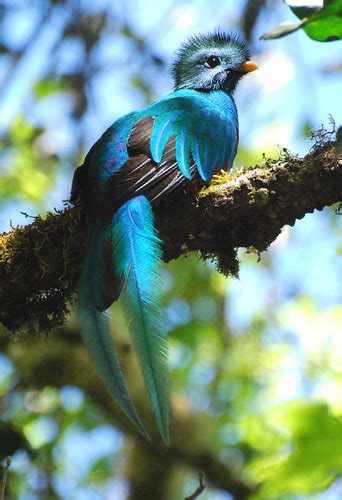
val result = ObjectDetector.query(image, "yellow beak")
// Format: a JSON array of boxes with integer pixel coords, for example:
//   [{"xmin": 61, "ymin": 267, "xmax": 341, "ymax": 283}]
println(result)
[{"xmin": 236, "ymin": 61, "xmax": 258, "ymax": 73}]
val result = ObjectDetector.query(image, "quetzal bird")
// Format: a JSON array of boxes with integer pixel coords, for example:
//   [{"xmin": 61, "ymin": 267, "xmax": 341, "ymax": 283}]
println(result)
[{"xmin": 71, "ymin": 32, "xmax": 257, "ymax": 444}]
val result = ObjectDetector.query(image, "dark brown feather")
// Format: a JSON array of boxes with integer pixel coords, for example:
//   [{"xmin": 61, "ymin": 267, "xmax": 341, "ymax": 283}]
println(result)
[{"xmin": 127, "ymin": 116, "xmax": 154, "ymax": 156}]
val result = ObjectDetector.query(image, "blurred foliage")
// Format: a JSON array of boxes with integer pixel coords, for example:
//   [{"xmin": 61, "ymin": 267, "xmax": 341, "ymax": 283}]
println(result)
[
  {"xmin": 0, "ymin": 0, "xmax": 341, "ymax": 499},
  {"xmin": 0, "ymin": 116, "xmax": 58, "ymax": 206},
  {"xmin": 249, "ymin": 402, "xmax": 342, "ymax": 497},
  {"xmin": 261, "ymin": 0, "xmax": 342, "ymax": 41},
  {"xmin": 2, "ymin": 254, "xmax": 342, "ymax": 498}
]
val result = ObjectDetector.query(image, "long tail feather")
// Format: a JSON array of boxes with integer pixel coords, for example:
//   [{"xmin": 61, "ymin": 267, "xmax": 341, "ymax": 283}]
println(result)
[
  {"xmin": 111, "ymin": 196, "xmax": 169, "ymax": 444},
  {"xmin": 78, "ymin": 224, "xmax": 150, "ymax": 440}
]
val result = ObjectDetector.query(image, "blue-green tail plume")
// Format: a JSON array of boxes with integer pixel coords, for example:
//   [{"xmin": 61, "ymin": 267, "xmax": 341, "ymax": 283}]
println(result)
[
  {"xmin": 78, "ymin": 224, "xmax": 150, "ymax": 440},
  {"xmin": 111, "ymin": 196, "xmax": 169, "ymax": 444}
]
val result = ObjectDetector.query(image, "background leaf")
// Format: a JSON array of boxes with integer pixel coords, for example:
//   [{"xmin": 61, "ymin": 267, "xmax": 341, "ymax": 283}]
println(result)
[{"xmin": 261, "ymin": 0, "xmax": 342, "ymax": 41}]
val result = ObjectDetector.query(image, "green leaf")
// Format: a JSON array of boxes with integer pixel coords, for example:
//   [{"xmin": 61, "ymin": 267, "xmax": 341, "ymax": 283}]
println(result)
[
  {"xmin": 260, "ymin": 0, "xmax": 342, "ymax": 41},
  {"xmin": 249, "ymin": 401, "xmax": 342, "ymax": 496},
  {"xmin": 302, "ymin": 0, "xmax": 342, "ymax": 41}
]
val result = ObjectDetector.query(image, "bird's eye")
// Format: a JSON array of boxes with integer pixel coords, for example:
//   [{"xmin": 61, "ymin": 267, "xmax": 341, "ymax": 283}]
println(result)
[{"xmin": 205, "ymin": 56, "xmax": 220, "ymax": 68}]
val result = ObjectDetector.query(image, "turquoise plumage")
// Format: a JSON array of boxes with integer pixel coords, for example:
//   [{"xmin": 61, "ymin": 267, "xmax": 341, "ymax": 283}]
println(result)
[
  {"xmin": 78, "ymin": 223, "xmax": 150, "ymax": 439},
  {"xmin": 71, "ymin": 31, "xmax": 257, "ymax": 443},
  {"xmin": 112, "ymin": 197, "xmax": 168, "ymax": 443}
]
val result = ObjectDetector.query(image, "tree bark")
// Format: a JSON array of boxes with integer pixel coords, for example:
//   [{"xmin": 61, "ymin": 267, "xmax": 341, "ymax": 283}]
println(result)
[{"xmin": 0, "ymin": 140, "xmax": 340, "ymax": 334}]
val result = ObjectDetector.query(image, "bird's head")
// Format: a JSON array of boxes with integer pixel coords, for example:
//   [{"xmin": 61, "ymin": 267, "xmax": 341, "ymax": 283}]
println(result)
[{"xmin": 172, "ymin": 31, "xmax": 257, "ymax": 93}]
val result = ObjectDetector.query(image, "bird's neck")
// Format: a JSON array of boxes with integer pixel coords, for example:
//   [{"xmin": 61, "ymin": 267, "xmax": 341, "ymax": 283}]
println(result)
[
  {"xmin": 164, "ymin": 88, "xmax": 238, "ymax": 124},
  {"xmin": 205, "ymin": 88, "xmax": 236, "ymax": 106},
  {"xmin": 200, "ymin": 89, "xmax": 238, "ymax": 119},
  {"xmin": 171, "ymin": 88, "xmax": 236, "ymax": 109}
]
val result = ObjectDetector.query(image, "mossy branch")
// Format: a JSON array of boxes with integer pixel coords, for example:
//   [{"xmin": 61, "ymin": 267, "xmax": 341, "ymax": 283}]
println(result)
[{"xmin": 0, "ymin": 139, "xmax": 340, "ymax": 334}]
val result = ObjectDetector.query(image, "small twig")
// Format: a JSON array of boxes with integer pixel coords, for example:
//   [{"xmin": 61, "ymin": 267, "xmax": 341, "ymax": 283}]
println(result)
[
  {"xmin": 185, "ymin": 472, "xmax": 205, "ymax": 499},
  {"xmin": 1, "ymin": 457, "xmax": 12, "ymax": 500},
  {"xmin": 20, "ymin": 212, "xmax": 36, "ymax": 219}
]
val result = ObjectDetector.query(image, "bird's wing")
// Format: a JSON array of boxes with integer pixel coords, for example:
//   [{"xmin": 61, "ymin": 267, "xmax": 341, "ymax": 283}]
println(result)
[
  {"xmin": 147, "ymin": 93, "xmax": 238, "ymax": 182},
  {"xmin": 101, "ymin": 116, "xmax": 197, "ymax": 214},
  {"xmin": 102, "ymin": 93, "xmax": 239, "ymax": 212}
]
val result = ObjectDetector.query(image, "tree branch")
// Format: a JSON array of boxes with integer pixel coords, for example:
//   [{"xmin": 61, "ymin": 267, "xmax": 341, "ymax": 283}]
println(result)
[{"xmin": 0, "ymin": 140, "xmax": 340, "ymax": 334}]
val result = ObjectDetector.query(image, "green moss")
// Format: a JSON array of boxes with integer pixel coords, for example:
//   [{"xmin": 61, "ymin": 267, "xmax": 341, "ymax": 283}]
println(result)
[{"xmin": 0, "ymin": 207, "xmax": 85, "ymax": 335}]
